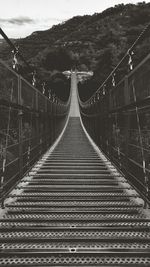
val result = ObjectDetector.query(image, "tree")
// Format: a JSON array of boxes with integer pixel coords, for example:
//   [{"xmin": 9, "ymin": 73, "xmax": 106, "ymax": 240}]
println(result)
[{"xmin": 44, "ymin": 48, "xmax": 73, "ymax": 71}]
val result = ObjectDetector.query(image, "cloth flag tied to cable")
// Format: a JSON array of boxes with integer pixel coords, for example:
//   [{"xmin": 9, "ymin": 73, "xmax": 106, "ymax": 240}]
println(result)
[
  {"xmin": 32, "ymin": 70, "xmax": 36, "ymax": 87},
  {"xmin": 112, "ymin": 73, "xmax": 116, "ymax": 87},
  {"xmin": 42, "ymin": 82, "xmax": 46, "ymax": 95},
  {"xmin": 128, "ymin": 50, "xmax": 134, "ymax": 71},
  {"xmin": 12, "ymin": 45, "xmax": 19, "ymax": 70}
]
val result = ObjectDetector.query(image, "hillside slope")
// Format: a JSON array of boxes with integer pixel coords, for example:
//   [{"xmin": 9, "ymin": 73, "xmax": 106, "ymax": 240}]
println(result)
[{"xmin": 1, "ymin": 2, "xmax": 150, "ymax": 101}]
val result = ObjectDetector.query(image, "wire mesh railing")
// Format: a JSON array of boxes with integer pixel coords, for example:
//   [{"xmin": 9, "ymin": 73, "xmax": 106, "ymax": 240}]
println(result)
[
  {"xmin": 79, "ymin": 52, "xmax": 150, "ymax": 208},
  {"xmin": 0, "ymin": 59, "xmax": 70, "ymax": 208}
]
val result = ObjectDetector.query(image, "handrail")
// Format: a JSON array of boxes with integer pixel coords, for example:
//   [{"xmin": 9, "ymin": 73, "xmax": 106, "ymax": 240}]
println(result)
[
  {"xmin": 79, "ymin": 50, "xmax": 150, "ymax": 207},
  {"xmin": 0, "ymin": 57, "xmax": 71, "ymax": 208}
]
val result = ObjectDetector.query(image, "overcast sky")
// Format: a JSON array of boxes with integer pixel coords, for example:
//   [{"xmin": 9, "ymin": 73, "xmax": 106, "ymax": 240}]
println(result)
[{"xmin": 0, "ymin": 0, "xmax": 149, "ymax": 38}]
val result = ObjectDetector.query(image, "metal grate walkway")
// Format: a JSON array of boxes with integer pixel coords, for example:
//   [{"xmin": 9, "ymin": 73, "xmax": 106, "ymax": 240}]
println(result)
[{"xmin": 0, "ymin": 73, "xmax": 150, "ymax": 266}]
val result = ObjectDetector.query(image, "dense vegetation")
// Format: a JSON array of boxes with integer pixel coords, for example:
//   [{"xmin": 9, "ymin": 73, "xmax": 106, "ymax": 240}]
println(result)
[{"xmin": 1, "ymin": 2, "xmax": 150, "ymax": 101}]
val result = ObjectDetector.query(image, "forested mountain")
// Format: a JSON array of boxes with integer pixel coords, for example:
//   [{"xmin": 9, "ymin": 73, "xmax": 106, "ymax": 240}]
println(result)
[{"xmin": 0, "ymin": 1, "xmax": 150, "ymax": 101}]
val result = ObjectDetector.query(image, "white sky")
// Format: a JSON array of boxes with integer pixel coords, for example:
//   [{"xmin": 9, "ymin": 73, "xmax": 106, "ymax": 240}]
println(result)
[{"xmin": 0, "ymin": 0, "xmax": 150, "ymax": 38}]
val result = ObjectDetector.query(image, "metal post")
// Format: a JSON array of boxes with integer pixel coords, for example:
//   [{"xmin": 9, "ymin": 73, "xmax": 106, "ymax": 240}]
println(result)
[
  {"xmin": 0, "ymin": 175, "xmax": 4, "ymax": 209},
  {"xmin": 18, "ymin": 76, "xmax": 23, "ymax": 179},
  {"xmin": 35, "ymin": 91, "xmax": 40, "ymax": 158},
  {"xmin": 52, "ymin": 103, "xmax": 56, "ymax": 143}
]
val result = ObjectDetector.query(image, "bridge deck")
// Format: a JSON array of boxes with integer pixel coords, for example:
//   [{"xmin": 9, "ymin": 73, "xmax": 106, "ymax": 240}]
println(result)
[{"xmin": 0, "ymin": 73, "xmax": 150, "ymax": 266}]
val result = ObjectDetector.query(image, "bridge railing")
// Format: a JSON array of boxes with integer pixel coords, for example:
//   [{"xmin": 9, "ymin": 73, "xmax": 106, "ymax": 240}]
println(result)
[
  {"xmin": 0, "ymin": 59, "xmax": 70, "ymax": 206},
  {"xmin": 79, "ymin": 52, "xmax": 150, "ymax": 207}
]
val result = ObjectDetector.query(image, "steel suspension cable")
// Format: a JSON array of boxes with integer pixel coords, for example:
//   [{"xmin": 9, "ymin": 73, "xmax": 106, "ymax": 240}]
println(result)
[{"xmin": 86, "ymin": 22, "xmax": 150, "ymax": 104}]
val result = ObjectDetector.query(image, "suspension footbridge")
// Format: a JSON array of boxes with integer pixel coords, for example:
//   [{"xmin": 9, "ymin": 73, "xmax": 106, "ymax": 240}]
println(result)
[{"xmin": 0, "ymin": 28, "xmax": 150, "ymax": 266}]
